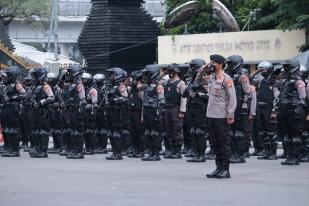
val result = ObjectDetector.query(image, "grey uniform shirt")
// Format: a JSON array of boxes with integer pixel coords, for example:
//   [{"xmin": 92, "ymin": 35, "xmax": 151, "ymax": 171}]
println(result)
[{"xmin": 206, "ymin": 72, "xmax": 237, "ymax": 119}]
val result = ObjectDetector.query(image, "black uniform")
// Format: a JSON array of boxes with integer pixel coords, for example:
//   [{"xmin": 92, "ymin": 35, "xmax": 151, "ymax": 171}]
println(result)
[
  {"xmin": 62, "ymin": 78, "xmax": 86, "ymax": 159},
  {"xmin": 1, "ymin": 66, "xmax": 25, "ymax": 157},
  {"xmin": 278, "ymin": 77, "xmax": 306, "ymax": 165},
  {"xmin": 256, "ymin": 79, "xmax": 277, "ymax": 159},
  {"xmin": 93, "ymin": 76, "xmax": 108, "ymax": 154},
  {"xmin": 141, "ymin": 83, "xmax": 164, "ymax": 161},
  {"xmin": 183, "ymin": 83, "xmax": 208, "ymax": 162},
  {"xmin": 128, "ymin": 84, "xmax": 145, "ymax": 158}
]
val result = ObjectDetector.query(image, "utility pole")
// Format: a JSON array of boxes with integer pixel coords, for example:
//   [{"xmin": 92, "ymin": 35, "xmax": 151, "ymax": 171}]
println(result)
[{"xmin": 47, "ymin": 0, "xmax": 59, "ymax": 60}]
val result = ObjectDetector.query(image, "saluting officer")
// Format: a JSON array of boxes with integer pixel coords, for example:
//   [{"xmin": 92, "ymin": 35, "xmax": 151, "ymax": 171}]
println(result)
[{"xmin": 203, "ymin": 54, "xmax": 237, "ymax": 179}]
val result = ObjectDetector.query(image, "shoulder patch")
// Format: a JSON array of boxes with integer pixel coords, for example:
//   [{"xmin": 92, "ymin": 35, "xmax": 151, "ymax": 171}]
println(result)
[
  {"xmin": 90, "ymin": 88, "xmax": 97, "ymax": 97},
  {"xmin": 76, "ymin": 84, "xmax": 83, "ymax": 92},
  {"xmin": 241, "ymin": 75, "xmax": 248, "ymax": 83},
  {"xmin": 16, "ymin": 83, "xmax": 23, "ymax": 92},
  {"xmin": 226, "ymin": 79, "xmax": 233, "ymax": 87}
]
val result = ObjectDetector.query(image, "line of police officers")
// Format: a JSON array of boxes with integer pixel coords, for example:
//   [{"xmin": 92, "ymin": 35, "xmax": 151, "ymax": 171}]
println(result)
[{"xmin": 0, "ymin": 53, "xmax": 308, "ymax": 179}]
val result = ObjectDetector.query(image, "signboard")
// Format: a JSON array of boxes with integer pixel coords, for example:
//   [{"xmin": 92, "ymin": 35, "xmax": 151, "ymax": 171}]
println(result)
[{"xmin": 158, "ymin": 29, "xmax": 306, "ymax": 64}]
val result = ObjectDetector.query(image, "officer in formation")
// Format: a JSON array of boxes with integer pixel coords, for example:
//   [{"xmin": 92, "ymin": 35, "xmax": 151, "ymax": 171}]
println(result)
[{"xmin": 1, "ymin": 56, "xmax": 309, "ymax": 172}]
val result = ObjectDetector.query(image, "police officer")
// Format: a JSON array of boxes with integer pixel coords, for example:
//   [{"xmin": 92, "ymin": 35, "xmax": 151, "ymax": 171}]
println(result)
[
  {"xmin": 254, "ymin": 62, "xmax": 278, "ymax": 160},
  {"xmin": 127, "ymin": 70, "xmax": 145, "ymax": 158},
  {"xmin": 1, "ymin": 66, "xmax": 25, "ymax": 157},
  {"xmin": 105, "ymin": 67, "xmax": 129, "ymax": 160},
  {"xmin": 302, "ymin": 69, "xmax": 309, "ymax": 162},
  {"xmin": 183, "ymin": 59, "xmax": 209, "ymax": 162},
  {"xmin": 204, "ymin": 54, "xmax": 237, "ymax": 179},
  {"xmin": 47, "ymin": 72, "xmax": 64, "ymax": 154},
  {"xmin": 164, "ymin": 63, "xmax": 187, "ymax": 159},
  {"xmin": 20, "ymin": 74, "xmax": 33, "ymax": 152},
  {"xmin": 0, "ymin": 71, "xmax": 8, "ymax": 154},
  {"xmin": 140, "ymin": 65, "xmax": 165, "ymax": 161},
  {"xmin": 28, "ymin": 68, "xmax": 54, "ymax": 158},
  {"xmin": 82, "ymin": 72, "xmax": 98, "ymax": 155},
  {"xmin": 62, "ymin": 65, "xmax": 86, "ymax": 159},
  {"xmin": 93, "ymin": 73, "xmax": 109, "ymax": 154},
  {"xmin": 277, "ymin": 60, "xmax": 306, "ymax": 165},
  {"xmin": 225, "ymin": 55, "xmax": 251, "ymax": 164}
]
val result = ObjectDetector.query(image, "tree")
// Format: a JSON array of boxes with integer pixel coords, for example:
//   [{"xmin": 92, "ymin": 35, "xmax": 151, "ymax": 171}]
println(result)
[
  {"xmin": 0, "ymin": 0, "xmax": 50, "ymax": 26},
  {"xmin": 260, "ymin": 0, "xmax": 309, "ymax": 51},
  {"xmin": 162, "ymin": 0, "xmax": 278, "ymax": 34},
  {"xmin": 0, "ymin": 0, "xmax": 50, "ymax": 64}
]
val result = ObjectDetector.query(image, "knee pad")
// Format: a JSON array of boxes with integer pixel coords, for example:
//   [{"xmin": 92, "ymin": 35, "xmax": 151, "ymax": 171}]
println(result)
[
  {"xmin": 10, "ymin": 128, "xmax": 19, "ymax": 135},
  {"xmin": 258, "ymin": 131, "xmax": 267, "ymax": 138},
  {"xmin": 113, "ymin": 131, "xmax": 121, "ymax": 139},
  {"xmin": 283, "ymin": 135, "xmax": 291, "ymax": 144},
  {"xmin": 95, "ymin": 129, "xmax": 101, "ymax": 136},
  {"xmin": 144, "ymin": 129, "xmax": 151, "ymax": 138},
  {"xmin": 292, "ymin": 136, "xmax": 302, "ymax": 145},
  {"xmin": 302, "ymin": 131, "xmax": 309, "ymax": 142},
  {"xmin": 85, "ymin": 129, "xmax": 94, "ymax": 136},
  {"xmin": 189, "ymin": 127, "xmax": 196, "ymax": 137},
  {"xmin": 234, "ymin": 130, "xmax": 244, "ymax": 139},
  {"xmin": 121, "ymin": 129, "xmax": 130, "ymax": 138},
  {"xmin": 195, "ymin": 128, "xmax": 205, "ymax": 138},
  {"xmin": 54, "ymin": 129, "xmax": 63, "ymax": 137},
  {"xmin": 101, "ymin": 129, "xmax": 107, "ymax": 136},
  {"xmin": 107, "ymin": 130, "xmax": 113, "ymax": 139},
  {"xmin": 150, "ymin": 130, "xmax": 159, "ymax": 139},
  {"xmin": 161, "ymin": 132, "xmax": 167, "ymax": 139}
]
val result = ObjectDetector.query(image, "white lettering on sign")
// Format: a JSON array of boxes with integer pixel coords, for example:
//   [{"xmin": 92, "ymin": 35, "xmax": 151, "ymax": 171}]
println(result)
[{"xmin": 158, "ymin": 30, "xmax": 306, "ymax": 64}]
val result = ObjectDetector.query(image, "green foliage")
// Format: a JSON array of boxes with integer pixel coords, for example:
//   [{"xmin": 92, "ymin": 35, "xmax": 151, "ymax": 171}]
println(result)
[
  {"xmin": 0, "ymin": 0, "xmax": 50, "ymax": 28},
  {"xmin": 162, "ymin": 0, "xmax": 279, "ymax": 35}
]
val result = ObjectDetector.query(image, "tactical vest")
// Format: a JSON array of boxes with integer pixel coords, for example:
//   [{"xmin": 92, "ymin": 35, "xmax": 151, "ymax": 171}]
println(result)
[
  {"xmin": 129, "ymin": 86, "xmax": 142, "ymax": 111},
  {"xmin": 6, "ymin": 84, "xmax": 18, "ymax": 101},
  {"xmin": 143, "ymin": 84, "xmax": 159, "ymax": 109},
  {"xmin": 165, "ymin": 79, "xmax": 181, "ymax": 106},
  {"xmin": 279, "ymin": 79, "xmax": 299, "ymax": 106},
  {"xmin": 233, "ymin": 75, "xmax": 244, "ymax": 112},
  {"xmin": 106, "ymin": 84, "xmax": 122, "ymax": 106},
  {"xmin": 63, "ymin": 83, "xmax": 80, "ymax": 106},
  {"xmin": 33, "ymin": 85, "xmax": 48, "ymax": 102},
  {"xmin": 257, "ymin": 79, "xmax": 274, "ymax": 104}
]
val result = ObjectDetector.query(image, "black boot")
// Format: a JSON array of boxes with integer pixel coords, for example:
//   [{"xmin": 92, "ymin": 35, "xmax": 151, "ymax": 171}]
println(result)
[
  {"xmin": 281, "ymin": 157, "xmax": 300, "ymax": 165},
  {"xmin": 207, "ymin": 160, "xmax": 222, "ymax": 178},
  {"xmin": 170, "ymin": 146, "xmax": 182, "ymax": 159},
  {"xmin": 216, "ymin": 170, "xmax": 231, "ymax": 179}
]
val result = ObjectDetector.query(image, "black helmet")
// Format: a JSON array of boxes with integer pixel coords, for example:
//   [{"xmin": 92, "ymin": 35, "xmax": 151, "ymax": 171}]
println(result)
[
  {"xmin": 46, "ymin": 73, "xmax": 58, "ymax": 87},
  {"xmin": 131, "ymin": 70, "xmax": 143, "ymax": 80},
  {"xmin": 106, "ymin": 67, "xmax": 127, "ymax": 84},
  {"xmin": 189, "ymin": 59, "xmax": 205, "ymax": 71},
  {"xmin": 4, "ymin": 66, "xmax": 20, "ymax": 83},
  {"xmin": 30, "ymin": 67, "xmax": 47, "ymax": 82},
  {"xmin": 141, "ymin": 64, "xmax": 161, "ymax": 83},
  {"xmin": 93, "ymin": 73, "xmax": 105, "ymax": 87},
  {"xmin": 81, "ymin": 72, "xmax": 93, "ymax": 86},
  {"xmin": 283, "ymin": 60, "xmax": 300, "ymax": 78},
  {"xmin": 166, "ymin": 63, "xmax": 181, "ymax": 73},
  {"xmin": 226, "ymin": 55, "xmax": 243, "ymax": 74},
  {"xmin": 65, "ymin": 64, "xmax": 82, "ymax": 82}
]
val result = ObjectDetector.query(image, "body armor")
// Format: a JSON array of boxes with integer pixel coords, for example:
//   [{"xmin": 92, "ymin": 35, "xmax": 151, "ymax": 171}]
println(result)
[
  {"xmin": 165, "ymin": 79, "xmax": 181, "ymax": 106},
  {"xmin": 143, "ymin": 84, "xmax": 159, "ymax": 109}
]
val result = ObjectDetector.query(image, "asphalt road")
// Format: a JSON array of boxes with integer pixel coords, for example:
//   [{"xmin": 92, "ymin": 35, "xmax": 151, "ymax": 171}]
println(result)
[{"xmin": 0, "ymin": 149, "xmax": 308, "ymax": 206}]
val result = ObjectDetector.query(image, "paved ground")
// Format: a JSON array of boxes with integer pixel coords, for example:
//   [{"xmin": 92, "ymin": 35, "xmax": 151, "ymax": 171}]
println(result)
[{"xmin": 0, "ymin": 149, "xmax": 308, "ymax": 206}]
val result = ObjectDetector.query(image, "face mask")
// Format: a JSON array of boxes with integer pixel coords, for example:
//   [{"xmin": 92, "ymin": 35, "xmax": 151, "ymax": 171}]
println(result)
[
  {"xmin": 169, "ymin": 72, "xmax": 174, "ymax": 79},
  {"xmin": 261, "ymin": 72, "xmax": 268, "ymax": 77},
  {"xmin": 207, "ymin": 64, "xmax": 216, "ymax": 74}
]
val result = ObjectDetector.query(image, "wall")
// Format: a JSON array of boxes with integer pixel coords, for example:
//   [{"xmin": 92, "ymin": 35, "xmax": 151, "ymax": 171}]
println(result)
[{"xmin": 158, "ymin": 29, "xmax": 306, "ymax": 64}]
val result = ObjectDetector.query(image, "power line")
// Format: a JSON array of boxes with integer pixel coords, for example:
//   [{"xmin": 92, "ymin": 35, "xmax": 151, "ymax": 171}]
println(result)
[{"xmin": 85, "ymin": 37, "xmax": 158, "ymax": 60}]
